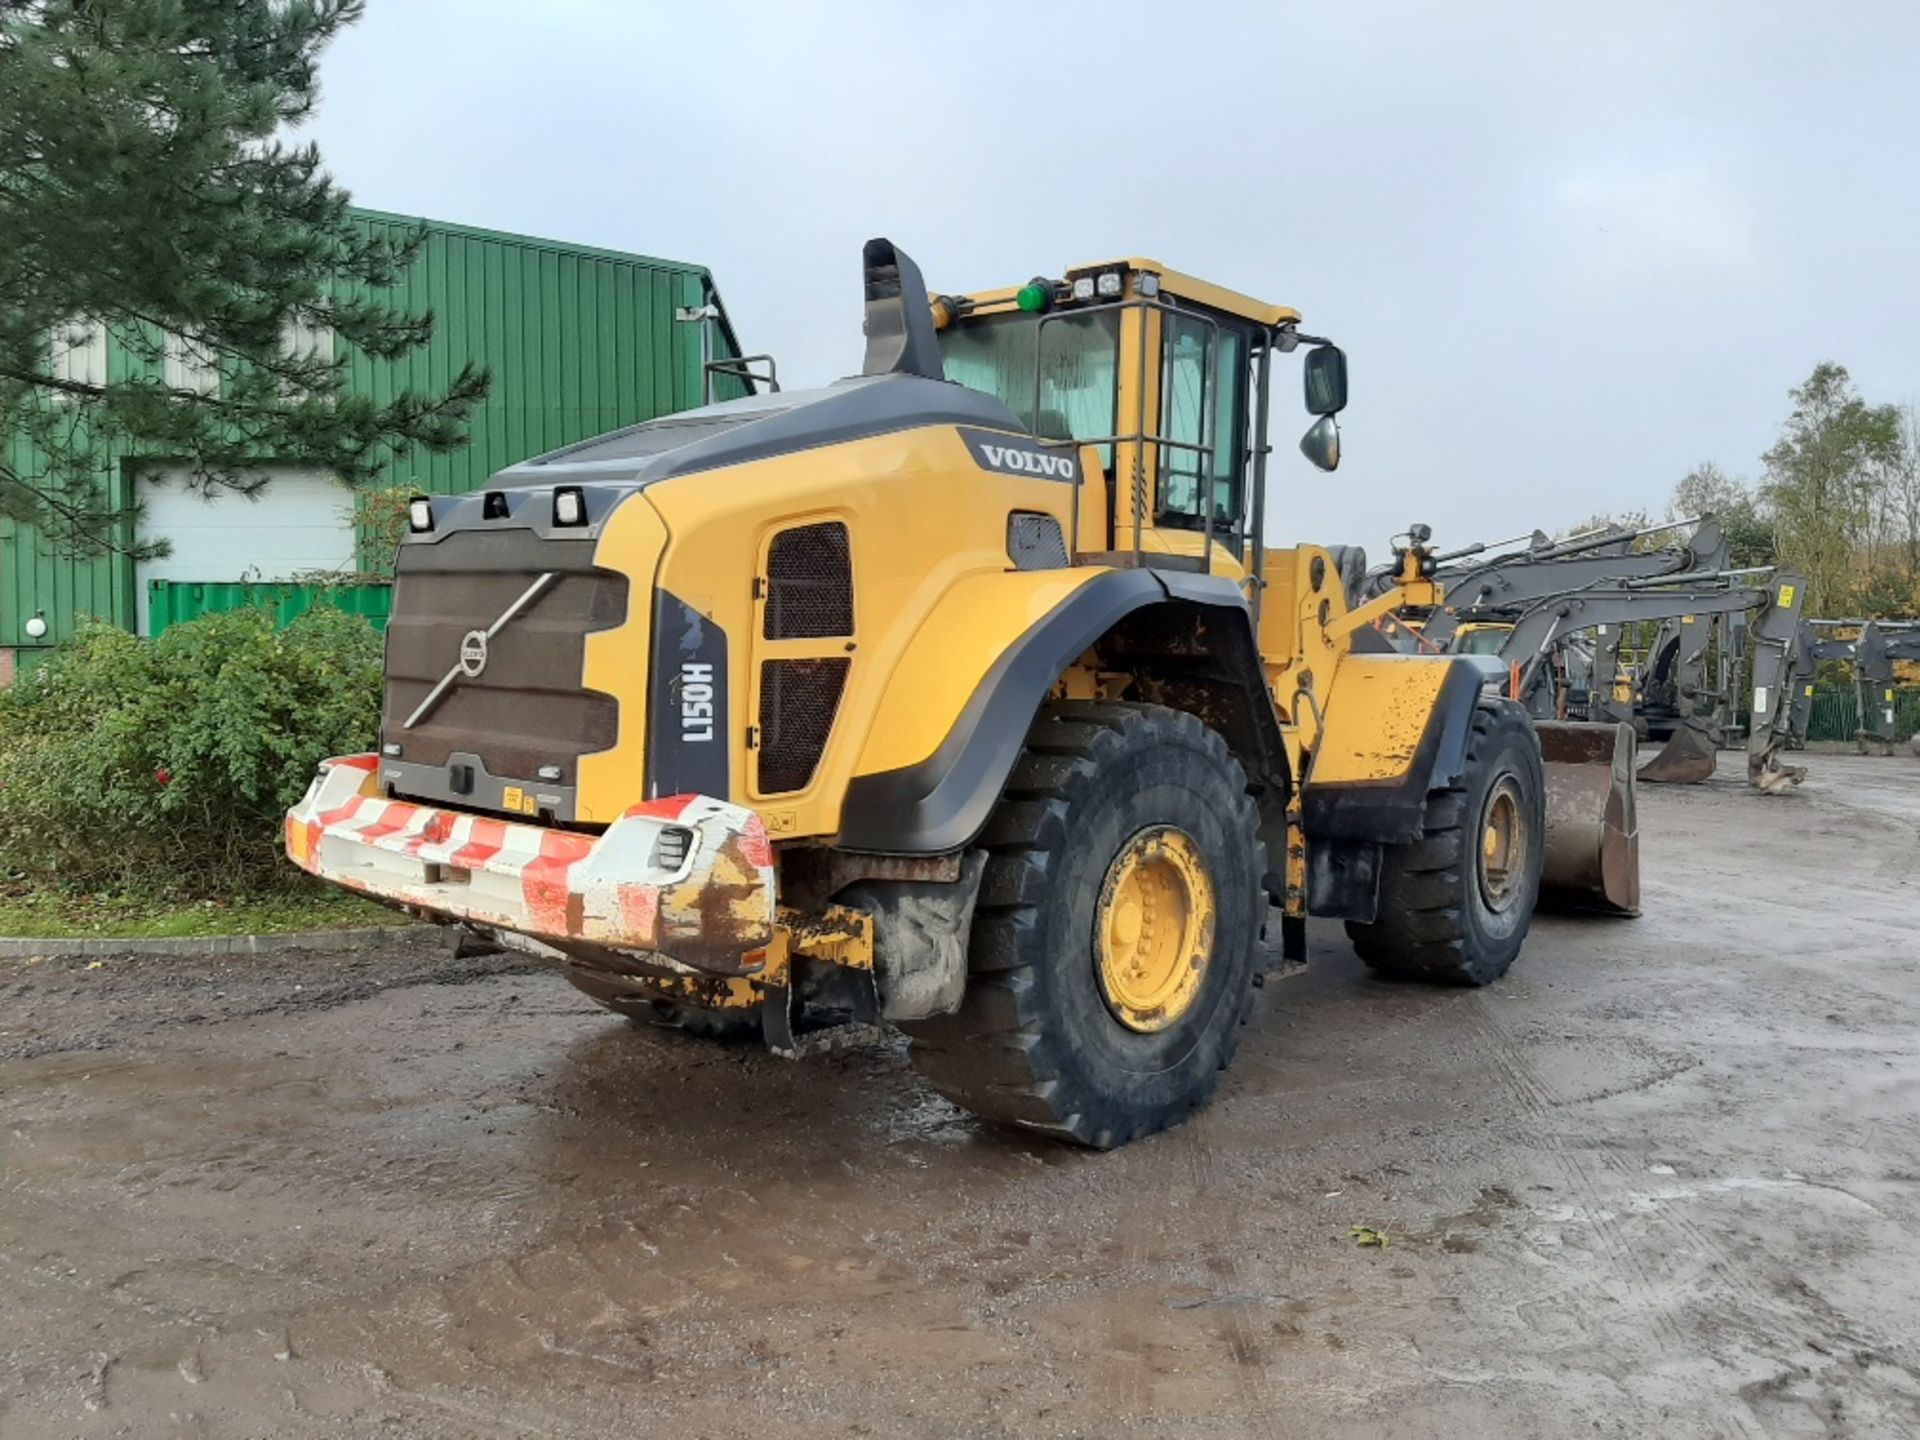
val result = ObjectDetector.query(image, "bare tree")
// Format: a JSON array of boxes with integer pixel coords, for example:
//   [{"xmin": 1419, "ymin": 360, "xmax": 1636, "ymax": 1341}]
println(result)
[{"xmin": 1760, "ymin": 363, "xmax": 1900, "ymax": 615}]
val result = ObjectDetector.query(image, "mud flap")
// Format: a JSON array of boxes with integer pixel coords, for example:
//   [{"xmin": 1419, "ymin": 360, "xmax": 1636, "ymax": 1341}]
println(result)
[
  {"xmin": 838, "ymin": 852, "xmax": 988, "ymax": 1022},
  {"xmin": 762, "ymin": 983, "xmax": 797, "ymax": 1056},
  {"xmin": 1537, "ymin": 721, "xmax": 1640, "ymax": 917}
]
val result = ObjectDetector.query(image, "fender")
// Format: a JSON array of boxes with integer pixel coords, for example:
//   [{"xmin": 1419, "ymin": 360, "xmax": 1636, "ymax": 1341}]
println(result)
[
  {"xmin": 836, "ymin": 566, "xmax": 1276, "ymax": 854},
  {"xmin": 1299, "ymin": 654, "xmax": 1486, "ymax": 845}
]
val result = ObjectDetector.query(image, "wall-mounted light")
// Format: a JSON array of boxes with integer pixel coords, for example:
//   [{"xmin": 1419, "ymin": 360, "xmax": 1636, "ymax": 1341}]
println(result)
[{"xmin": 24, "ymin": 611, "xmax": 47, "ymax": 640}]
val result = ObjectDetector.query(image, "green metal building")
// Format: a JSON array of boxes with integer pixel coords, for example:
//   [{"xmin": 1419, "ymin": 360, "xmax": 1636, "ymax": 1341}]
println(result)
[{"xmin": 0, "ymin": 208, "xmax": 749, "ymax": 678}]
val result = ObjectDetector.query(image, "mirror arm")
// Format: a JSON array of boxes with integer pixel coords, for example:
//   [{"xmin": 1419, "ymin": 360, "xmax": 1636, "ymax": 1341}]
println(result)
[{"xmin": 1271, "ymin": 324, "xmax": 1334, "ymax": 353}]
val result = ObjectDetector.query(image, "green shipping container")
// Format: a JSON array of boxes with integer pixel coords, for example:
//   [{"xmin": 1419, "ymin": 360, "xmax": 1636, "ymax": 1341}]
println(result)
[{"xmin": 145, "ymin": 580, "xmax": 394, "ymax": 637}]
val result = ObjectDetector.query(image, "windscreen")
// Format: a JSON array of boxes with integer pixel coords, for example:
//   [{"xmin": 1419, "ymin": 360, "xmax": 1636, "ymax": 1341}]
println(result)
[{"xmin": 939, "ymin": 311, "xmax": 1120, "ymax": 456}]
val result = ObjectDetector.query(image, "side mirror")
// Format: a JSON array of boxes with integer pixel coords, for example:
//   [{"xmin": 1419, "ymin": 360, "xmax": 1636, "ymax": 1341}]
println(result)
[
  {"xmin": 1300, "ymin": 415, "xmax": 1341, "ymax": 472},
  {"xmin": 1303, "ymin": 344, "xmax": 1347, "ymax": 416}
]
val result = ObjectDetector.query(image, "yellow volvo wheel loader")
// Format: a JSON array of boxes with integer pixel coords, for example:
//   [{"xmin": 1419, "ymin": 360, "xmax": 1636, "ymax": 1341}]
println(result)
[{"xmin": 287, "ymin": 239, "xmax": 1634, "ymax": 1147}]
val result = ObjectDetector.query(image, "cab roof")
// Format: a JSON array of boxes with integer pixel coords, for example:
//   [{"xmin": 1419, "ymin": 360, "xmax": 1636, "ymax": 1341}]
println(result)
[{"xmin": 956, "ymin": 258, "xmax": 1302, "ymax": 328}]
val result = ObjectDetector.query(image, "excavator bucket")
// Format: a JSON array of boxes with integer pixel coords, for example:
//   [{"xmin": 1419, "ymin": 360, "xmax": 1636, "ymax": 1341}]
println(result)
[
  {"xmin": 1637, "ymin": 720, "xmax": 1720, "ymax": 785},
  {"xmin": 1535, "ymin": 720, "xmax": 1640, "ymax": 916}
]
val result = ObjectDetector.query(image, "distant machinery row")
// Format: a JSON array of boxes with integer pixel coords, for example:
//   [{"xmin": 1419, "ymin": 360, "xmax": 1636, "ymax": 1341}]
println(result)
[{"xmin": 1371, "ymin": 516, "xmax": 1920, "ymax": 778}]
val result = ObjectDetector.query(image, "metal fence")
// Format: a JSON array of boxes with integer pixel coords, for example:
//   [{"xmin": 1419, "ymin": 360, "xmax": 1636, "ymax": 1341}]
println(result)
[
  {"xmin": 145, "ymin": 580, "xmax": 393, "ymax": 637},
  {"xmin": 1806, "ymin": 683, "xmax": 1920, "ymax": 742}
]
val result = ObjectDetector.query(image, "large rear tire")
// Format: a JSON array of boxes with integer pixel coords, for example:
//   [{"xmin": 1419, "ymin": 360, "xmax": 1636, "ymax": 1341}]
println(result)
[
  {"xmin": 1344, "ymin": 699, "xmax": 1544, "ymax": 986},
  {"xmin": 901, "ymin": 702, "xmax": 1265, "ymax": 1149}
]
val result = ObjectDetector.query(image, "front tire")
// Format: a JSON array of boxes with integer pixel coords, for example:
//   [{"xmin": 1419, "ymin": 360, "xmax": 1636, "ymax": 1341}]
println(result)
[
  {"xmin": 902, "ymin": 702, "xmax": 1265, "ymax": 1149},
  {"xmin": 1344, "ymin": 699, "xmax": 1544, "ymax": 986}
]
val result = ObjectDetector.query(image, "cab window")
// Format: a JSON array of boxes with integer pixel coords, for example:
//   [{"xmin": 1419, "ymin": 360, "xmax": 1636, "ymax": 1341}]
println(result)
[
  {"xmin": 1156, "ymin": 313, "xmax": 1249, "ymax": 533},
  {"xmin": 939, "ymin": 310, "xmax": 1121, "ymax": 465},
  {"xmin": 1457, "ymin": 628, "xmax": 1511, "ymax": 656}
]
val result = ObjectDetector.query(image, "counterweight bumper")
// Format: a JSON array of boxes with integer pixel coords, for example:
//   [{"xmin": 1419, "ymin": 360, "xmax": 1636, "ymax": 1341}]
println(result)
[{"xmin": 285, "ymin": 754, "xmax": 777, "ymax": 973}]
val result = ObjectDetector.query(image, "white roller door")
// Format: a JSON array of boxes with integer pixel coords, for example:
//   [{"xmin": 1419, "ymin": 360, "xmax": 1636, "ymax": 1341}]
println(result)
[{"xmin": 135, "ymin": 467, "xmax": 358, "ymax": 634}]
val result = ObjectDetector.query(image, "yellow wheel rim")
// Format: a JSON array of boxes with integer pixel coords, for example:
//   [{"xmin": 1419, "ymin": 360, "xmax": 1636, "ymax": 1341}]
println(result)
[
  {"xmin": 1094, "ymin": 826, "xmax": 1216, "ymax": 1033},
  {"xmin": 1478, "ymin": 775, "xmax": 1528, "ymax": 915}
]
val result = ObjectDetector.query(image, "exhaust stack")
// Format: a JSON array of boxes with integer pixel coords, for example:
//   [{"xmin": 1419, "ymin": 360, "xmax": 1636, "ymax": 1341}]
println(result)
[{"xmin": 860, "ymin": 238, "xmax": 946, "ymax": 382}]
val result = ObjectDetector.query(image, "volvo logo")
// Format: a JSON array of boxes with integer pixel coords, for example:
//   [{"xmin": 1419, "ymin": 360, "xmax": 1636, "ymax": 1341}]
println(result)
[
  {"xmin": 978, "ymin": 443, "xmax": 1076, "ymax": 478},
  {"xmin": 458, "ymin": 629, "xmax": 489, "ymax": 678},
  {"xmin": 402, "ymin": 570, "xmax": 558, "ymax": 730},
  {"xmin": 959, "ymin": 428, "xmax": 1079, "ymax": 482}
]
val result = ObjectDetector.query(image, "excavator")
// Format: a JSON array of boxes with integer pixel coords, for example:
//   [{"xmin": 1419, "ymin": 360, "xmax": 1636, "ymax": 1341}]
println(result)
[
  {"xmin": 1461, "ymin": 568, "xmax": 1809, "ymax": 790},
  {"xmin": 1637, "ymin": 609, "xmax": 1742, "ymax": 742},
  {"xmin": 1402, "ymin": 518, "xmax": 1732, "ymax": 728},
  {"xmin": 1789, "ymin": 620, "xmax": 1919, "ymax": 754},
  {"xmin": 1398, "ymin": 518, "xmax": 1736, "ymax": 749},
  {"xmin": 1401, "ymin": 515, "xmax": 1813, "ymax": 790},
  {"xmin": 286, "ymin": 239, "xmax": 1640, "ymax": 1147},
  {"xmin": 1851, "ymin": 621, "xmax": 1908, "ymax": 755},
  {"xmin": 1418, "ymin": 516, "xmax": 1724, "ymax": 651},
  {"xmin": 1788, "ymin": 622, "xmax": 1857, "ymax": 748}
]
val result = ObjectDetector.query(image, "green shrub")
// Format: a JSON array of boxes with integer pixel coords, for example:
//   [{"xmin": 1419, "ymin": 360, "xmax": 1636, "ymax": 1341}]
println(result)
[{"xmin": 0, "ymin": 606, "xmax": 383, "ymax": 897}]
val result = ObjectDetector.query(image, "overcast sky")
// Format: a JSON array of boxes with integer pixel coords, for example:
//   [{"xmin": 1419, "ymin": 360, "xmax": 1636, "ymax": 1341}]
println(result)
[{"xmin": 304, "ymin": 1, "xmax": 1920, "ymax": 555}]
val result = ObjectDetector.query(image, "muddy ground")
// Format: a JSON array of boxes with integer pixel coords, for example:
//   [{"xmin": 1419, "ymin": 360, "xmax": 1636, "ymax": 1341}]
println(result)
[{"xmin": 3, "ymin": 751, "xmax": 1918, "ymax": 1438}]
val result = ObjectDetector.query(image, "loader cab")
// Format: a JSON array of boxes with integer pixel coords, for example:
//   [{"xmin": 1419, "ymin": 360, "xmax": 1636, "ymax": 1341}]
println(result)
[{"xmin": 934, "ymin": 261, "xmax": 1345, "ymax": 565}]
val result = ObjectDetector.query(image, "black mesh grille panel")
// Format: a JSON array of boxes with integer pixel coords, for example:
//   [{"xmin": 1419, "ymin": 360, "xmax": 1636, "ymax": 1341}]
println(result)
[
  {"xmin": 1007, "ymin": 512, "xmax": 1069, "ymax": 570},
  {"xmin": 382, "ymin": 528, "xmax": 625, "ymax": 787},
  {"xmin": 757, "ymin": 658, "xmax": 850, "ymax": 794},
  {"xmin": 764, "ymin": 522, "xmax": 852, "ymax": 639}
]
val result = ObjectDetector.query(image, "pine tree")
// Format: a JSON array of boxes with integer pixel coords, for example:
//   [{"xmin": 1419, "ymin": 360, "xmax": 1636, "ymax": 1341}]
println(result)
[{"xmin": 0, "ymin": 0, "xmax": 488, "ymax": 556}]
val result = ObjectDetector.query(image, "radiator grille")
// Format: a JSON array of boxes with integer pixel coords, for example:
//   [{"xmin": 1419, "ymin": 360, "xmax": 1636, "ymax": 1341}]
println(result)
[
  {"xmin": 381, "ymin": 527, "xmax": 625, "ymax": 788},
  {"xmin": 1008, "ymin": 512, "xmax": 1069, "ymax": 570},
  {"xmin": 757, "ymin": 657, "xmax": 850, "ymax": 794},
  {"xmin": 764, "ymin": 522, "xmax": 852, "ymax": 639}
]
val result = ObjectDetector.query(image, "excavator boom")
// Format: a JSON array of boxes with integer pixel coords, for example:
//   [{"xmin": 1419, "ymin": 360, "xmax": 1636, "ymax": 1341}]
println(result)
[{"xmin": 1488, "ymin": 572, "xmax": 1806, "ymax": 790}]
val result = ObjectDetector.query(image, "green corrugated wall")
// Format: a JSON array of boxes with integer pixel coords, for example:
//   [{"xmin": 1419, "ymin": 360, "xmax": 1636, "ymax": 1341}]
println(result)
[{"xmin": 2, "ymin": 209, "xmax": 749, "ymax": 650}]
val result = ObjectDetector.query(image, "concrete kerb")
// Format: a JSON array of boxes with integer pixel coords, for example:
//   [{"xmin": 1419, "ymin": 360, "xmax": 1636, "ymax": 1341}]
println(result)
[{"xmin": 0, "ymin": 924, "xmax": 460, "ymax": 960}]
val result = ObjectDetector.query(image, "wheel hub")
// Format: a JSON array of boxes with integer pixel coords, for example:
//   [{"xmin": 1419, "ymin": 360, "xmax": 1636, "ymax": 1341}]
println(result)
[
  {"xmin": 1477, "ymin": 775, "xmax": 1530, "ymax": 914},
  {"xmin": 1094, "ymin": 826, "xmax": 1216, "ymax": 1033}
]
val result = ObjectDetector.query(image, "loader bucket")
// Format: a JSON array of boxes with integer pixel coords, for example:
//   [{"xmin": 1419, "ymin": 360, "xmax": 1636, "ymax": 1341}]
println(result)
[
  {"xmin": 1637, "ymin": 720, "xmax": 1719, "ymax": 785},
  {"xmin": 1535, "ymin": 720, "xmax": 1640, "ymax": 916}
]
